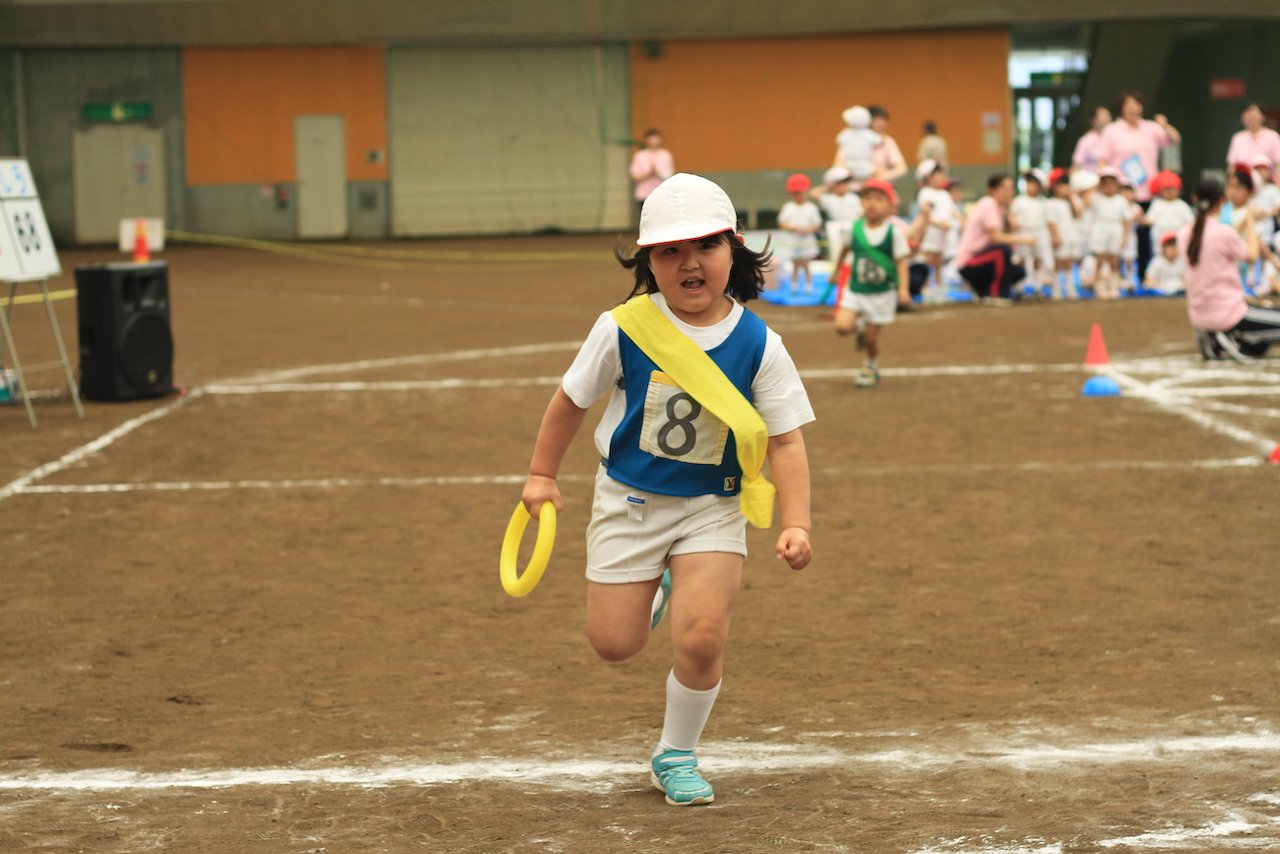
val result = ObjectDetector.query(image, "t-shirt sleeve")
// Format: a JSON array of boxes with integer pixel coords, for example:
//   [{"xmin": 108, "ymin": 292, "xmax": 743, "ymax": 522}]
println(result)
[
  {"xmin": 752, "ymin": 330, "xmax": 815, "ymax": 436},
  {"xmin": 892, "ymin": 224, "xmax": 911, "ymax": 259},
  {"xmin": 560, "ymin": 312, "xmax": 622, "ymax": 409}
]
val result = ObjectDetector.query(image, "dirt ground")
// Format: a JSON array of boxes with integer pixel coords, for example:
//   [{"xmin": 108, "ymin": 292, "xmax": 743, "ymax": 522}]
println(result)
[{"xmin": 0, "ymin": 237, "xmax": 1277, "ymax": 853}]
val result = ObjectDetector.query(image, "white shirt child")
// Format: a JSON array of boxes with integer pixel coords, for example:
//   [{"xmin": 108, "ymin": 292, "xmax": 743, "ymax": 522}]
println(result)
[
  {"xmin": 778, "ymin": 199, "xmax": 824, "ymax": 262},
  {"xmin": 1044, "ymin": 197, "xmax": 1077, "ymax": 260},
  {"xmin": 1146, "ymin": 196, "xmax": 1195, "ymax": 246},
  {"xmin": 917, "ymin": 186, "xmax": 958, "ymax": 255},
  {"xmin": 1144, "ymin": 254, "xmax": 1186, "ymax": 295},
  {"xmin": 1087, "ymin": 193, "xmax": 1130, "ymax": 256}
]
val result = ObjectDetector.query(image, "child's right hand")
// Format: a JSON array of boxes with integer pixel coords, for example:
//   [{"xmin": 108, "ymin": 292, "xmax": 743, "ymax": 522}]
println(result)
[{"xmin": 521, "ymin": 475, "xmax": 563, "ymax": 517}]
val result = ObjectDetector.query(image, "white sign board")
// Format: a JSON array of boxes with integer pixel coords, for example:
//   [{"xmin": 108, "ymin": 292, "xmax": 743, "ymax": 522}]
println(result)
[{"xmin": 0, "ymin": 158, "xmax": 61, "ymax": 282}]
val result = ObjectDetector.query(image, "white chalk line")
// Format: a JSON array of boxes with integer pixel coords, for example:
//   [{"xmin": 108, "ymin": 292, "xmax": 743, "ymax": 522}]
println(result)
[
  {"xmin": 0, "ymin": 391, "xmax": 200, "ymax": 504},
  {"xmin": 1105, "ymin": 368, "xmax": 1277, "ymax": 454},
  {"xmin": 221, "ymin": 340, "xmax": 583, "ymax": 386},
  {"xmin": 1, "ymin": 731, "xmax": 1277, "ymax": 794},
  {"xmin": 11, "ymin": 456, "xmax": 1262, "ymax": 497}
]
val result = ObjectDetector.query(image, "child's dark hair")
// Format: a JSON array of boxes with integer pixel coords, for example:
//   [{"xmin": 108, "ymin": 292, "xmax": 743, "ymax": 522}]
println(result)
[
  {"xmin": 987, "ymin": 173, "xmax": 1009, "ymax": 191},
  {"xmin": 1186, "ymin": 177, "xmax": 1223, "ymax": 268},
  {"xmin": 614, "ymin": 231, "xmax": 772, "ymax": 304}
]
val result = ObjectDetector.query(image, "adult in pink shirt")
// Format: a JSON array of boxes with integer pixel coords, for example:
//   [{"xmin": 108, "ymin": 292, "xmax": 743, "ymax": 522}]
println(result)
[
  {"xmin": 1071, "ymin": 105, "xmax": 1112, "ymax": 173},
  {"xmin": 868, "ymin": 105, "xmax": 907, "ymax": 183},
  {"xmin": 629, "ymin": 129, "xmax": 675, "ymax": 210},
  {"xmin": 1178, "ymin": 177, "xmax": 1280, "ymax": 360},
  {"xmin": 955, "ymin": 174, "xmax": 1037, "ymax": 303},
  {"xmin": 1225, "ymin": 102, "xmax": 1280, "ymax": 172},
  {"xmin": 1100, "ymin": 89, "xmax": 1181, "ymax": 283}
]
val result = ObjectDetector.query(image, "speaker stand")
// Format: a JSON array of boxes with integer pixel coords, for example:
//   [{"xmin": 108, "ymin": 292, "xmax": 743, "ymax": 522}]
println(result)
[{"xmin": 1, "ymin": 278, "xmax": 86, "ymax": 429}]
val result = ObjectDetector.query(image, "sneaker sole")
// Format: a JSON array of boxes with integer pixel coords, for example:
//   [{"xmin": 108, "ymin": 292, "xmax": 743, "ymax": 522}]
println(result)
[{"xmin": 650, "ymin": 771, "xmax": 714, "ymax": 806}]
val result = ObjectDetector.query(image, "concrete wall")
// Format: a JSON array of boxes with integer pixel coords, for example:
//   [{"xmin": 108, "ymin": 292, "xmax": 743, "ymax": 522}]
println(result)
[{"xmin": 20, "ymin": 49, "xmax": 186, "ymax": 245}]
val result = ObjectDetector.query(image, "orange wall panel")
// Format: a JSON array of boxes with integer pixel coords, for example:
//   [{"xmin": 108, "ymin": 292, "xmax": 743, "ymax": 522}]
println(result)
[
  {"xmin": 184, "ymin": 46, "xmax": 387, "ymax": 185},
  {"xmin": 631, "ymin": 29, "xmax": 1011, "ymax": 172}
]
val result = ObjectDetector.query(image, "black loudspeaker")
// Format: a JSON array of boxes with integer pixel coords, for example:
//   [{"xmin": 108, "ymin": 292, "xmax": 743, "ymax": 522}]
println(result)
[{"xmin": 74, "ymin": 261, "xmax": 175, "ymax": 401}]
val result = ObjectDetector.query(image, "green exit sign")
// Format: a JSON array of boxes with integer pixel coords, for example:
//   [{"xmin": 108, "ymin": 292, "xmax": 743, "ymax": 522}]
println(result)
[
  {"xmin": 1029, "ymin": 71, "xmax": 1084, "ymax": 88},
  {"xmin": 82, "ymin": 101, "xmax": 152, "ymax": 122}
]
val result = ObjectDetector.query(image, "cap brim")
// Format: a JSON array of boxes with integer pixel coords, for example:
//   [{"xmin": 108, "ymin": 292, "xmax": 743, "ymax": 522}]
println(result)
[{"xmin": 636, "ymin": 223, "xmax": 734, "ymax": 247}]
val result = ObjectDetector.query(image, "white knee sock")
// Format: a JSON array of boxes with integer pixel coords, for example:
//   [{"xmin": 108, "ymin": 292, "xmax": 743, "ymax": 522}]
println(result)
[{"xmin": 658, "ymin": 670, "xmax": 720, "ymax": 753}]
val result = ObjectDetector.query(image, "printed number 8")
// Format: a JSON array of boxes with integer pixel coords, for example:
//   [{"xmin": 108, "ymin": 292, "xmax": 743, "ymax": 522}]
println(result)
[{"xmin": 656, "ymin": 392, "xmax": 700, "ymax": 456}]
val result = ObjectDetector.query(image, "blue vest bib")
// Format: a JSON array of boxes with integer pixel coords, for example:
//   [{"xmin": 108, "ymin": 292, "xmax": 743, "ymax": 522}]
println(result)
[{"xmin": 606, "ymin": 308, "xmax": 767, "ymax": 497}]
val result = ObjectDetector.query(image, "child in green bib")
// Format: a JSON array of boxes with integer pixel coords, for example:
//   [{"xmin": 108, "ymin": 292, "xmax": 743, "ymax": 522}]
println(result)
[{"xmin": 833, "ymin": 178, "xmax": 912, "ymax": 387}]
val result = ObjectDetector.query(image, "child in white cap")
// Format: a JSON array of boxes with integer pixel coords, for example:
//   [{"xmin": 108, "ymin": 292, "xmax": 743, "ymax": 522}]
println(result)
[
  {"xmin": 834, "ymin": 105, "xmax": 881, "ymax": 183},
  {"xmin": 519, "ymin": 173, "xmax": 814, "ymax": 807}
]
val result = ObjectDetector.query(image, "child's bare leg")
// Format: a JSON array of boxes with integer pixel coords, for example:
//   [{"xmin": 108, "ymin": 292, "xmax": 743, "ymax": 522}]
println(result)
[
  {"xmin": 586, "ymin": 577, "xmax": 664, "ymax": 662},
  {"xmin": 795, "ymin": 259, "xmax": 810, "ymax": 293},
  {"xmin": 863, "ymin": 324, "xmax": 883, "ymax": 363},
  {"xmin": 834, "ymin": 307, "xmax": 860, "ymax": 335},
  {"xmin": 667, "ymin": 552, "xmax": 742, "ymax": 689}
]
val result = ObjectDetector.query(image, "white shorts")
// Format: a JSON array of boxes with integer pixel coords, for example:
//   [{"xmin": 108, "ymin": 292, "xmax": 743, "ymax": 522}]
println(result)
[
  {"xmin": 920, "ymin": 225, "xmax": 948, "ymax": 255},
  {"xmin": 585, "ymin": 466, "xmax": 748, "ymax": 584},
  {"xmin": 838, "ymin": 288, "xmax": 898, "ymax": 325},
  {"xmin": 1088, "ymin": 224, "xmax": 1124, "ymax": 257}
]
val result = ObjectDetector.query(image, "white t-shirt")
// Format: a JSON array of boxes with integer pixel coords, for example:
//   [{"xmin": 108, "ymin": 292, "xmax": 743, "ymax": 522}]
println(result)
[
  {"xmin": 818, "ymin": 191, "xmax": 863, "ymax": 223},
  {"xmin": 1146, "ymin": 197, "xmax": 1195, "ymax": 243},
  {"xmin": 778, "ymin": 199, "xmax": 824, "ymax": 232},
  {"xmin": 857, "ymin": 218, "xmax": 912, "ymax": 260},
  {"xmin": 1145, "ymin": 255, "xmax": 1186, "ymax": 294},
  {"xmin": 1090, "ymin": 193, "xmax": 1130, "ymax": 227},
  {"xmin": 1010, "ymin": 194, "xmax": 1049, "ymax": 231},
  {"xmin": 561, "ymin": 294, "xmax": 816, "ymax": 461},
  {"xmin": 917, "ymin": 186, "xmax": 957, "ymax": 229}
]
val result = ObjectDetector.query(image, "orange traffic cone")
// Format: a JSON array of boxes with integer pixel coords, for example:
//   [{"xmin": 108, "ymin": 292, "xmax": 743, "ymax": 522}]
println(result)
[
  {"xmin": 132, "ymin": 218, "xmax": 151, "ymax": 263},
  {"xmin": 1268, "ymin": 443, "xmax": 1280, "ymax": 464},
  {"xmin": 1084, "ymin": 322, "xmax": 1109, "ymax": 367}
]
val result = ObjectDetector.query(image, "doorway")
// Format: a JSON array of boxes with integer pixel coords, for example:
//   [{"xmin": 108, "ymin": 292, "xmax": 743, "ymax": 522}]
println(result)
[
  {"xmin": 72, "ymin": 124, "xmax": 165, "ymax": 244},
  {"xmin": 294, "ymin": 115, "xmax": 347, "ymax": 240}
]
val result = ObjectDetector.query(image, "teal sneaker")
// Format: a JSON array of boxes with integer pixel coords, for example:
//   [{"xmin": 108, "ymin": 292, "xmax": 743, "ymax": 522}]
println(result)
[
  {"xmin": 650, "ymin": 568, "xmax": 671, "ymax": 630},
  {"xmin": 650, "ymin": 748, "xmax": 714, "ymax": 806}
]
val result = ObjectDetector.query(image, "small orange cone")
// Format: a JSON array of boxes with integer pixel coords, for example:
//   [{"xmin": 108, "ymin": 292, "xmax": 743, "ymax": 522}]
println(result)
[
  {"xmin": 132, "ymin": 218, "xmax": 151, "ymax": 263},
  {"xmin": 1268, "ymin": 443, "xmax": 1280, "ymax": 464},
  {"xmin": 1084, "ymin": 322, "xmax": 1109, "ymax": 367}
]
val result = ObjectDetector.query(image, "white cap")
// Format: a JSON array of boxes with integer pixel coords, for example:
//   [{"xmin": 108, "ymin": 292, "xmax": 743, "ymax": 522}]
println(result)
[
  {"xmin": 1097, "ymin": 165, "xmax": 1121, "ymax": 180},
  {"xmin": 637, "ymin": 173, "xmax": 737, "ymax": 247},
  {"xmin": 1070, "ymin": 170, "xmax": 1099, "ymax": 193},
  {"xmin": 824, "ymin": 166, "xmax": 853, "ymax": 185},
  {"xmin": 842, "ymin": 105, "xmax": 871, "ymax": 128},
  {"xmin": 916, "ymin": 159, "xmax": 940, "ymax": 183}
]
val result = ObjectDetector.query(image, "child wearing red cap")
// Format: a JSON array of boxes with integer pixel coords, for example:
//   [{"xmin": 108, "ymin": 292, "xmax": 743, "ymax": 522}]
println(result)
[
  {"xmin": 1144, "ymin": 171, "xmax": 1194, "ymax": 254},
  {"xmin": 520, "ymin": 173, "xmax": 814, "ymax": 807},
  {"xmin": 832, "ymin": 178, "xmax": 912, "ymax": 387},
  {"xmin": 777, "ymin": 173, "xmax": 823, "ymax": 295},
  {"xmin": 1144, "ymin": 233, "xmax": 1187, "ymax": 295}
]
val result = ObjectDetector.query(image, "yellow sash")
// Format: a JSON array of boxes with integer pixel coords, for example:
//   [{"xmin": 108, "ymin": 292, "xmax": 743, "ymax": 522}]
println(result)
[{"xmin": 610, "ymin": 295, "xmax": 775, "ymax": 528}]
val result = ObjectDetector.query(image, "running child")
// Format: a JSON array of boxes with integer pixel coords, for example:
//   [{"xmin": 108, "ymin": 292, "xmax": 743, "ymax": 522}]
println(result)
[
  {"xmin": 518, "ymin": 173, "xmax": 814, "ymax": 807},
  {"xmin": 833, "ymin": 178, "xmax": 912, "ymax": 387}
]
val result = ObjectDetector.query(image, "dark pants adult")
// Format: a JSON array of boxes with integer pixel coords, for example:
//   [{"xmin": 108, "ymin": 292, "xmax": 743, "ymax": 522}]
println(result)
[
  {"xmin": 959, "ymin": 244, "xmax": 1026, "ymax": 300},
  {"xmin": 1135, "ymin": 200, "xmax": 1153, "ymax": 286}
]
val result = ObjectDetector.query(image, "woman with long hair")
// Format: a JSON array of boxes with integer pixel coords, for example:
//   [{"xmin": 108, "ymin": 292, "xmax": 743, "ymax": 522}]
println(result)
[{"xmin": 1179, "ymin": 177, "xmax": 1280, "ymax": 360}]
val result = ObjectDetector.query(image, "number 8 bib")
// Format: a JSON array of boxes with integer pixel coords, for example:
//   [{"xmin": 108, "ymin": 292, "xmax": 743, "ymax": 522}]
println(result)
[{"xmin": 638, "ymin": 371, "xmax": 728, "ymax": 465}]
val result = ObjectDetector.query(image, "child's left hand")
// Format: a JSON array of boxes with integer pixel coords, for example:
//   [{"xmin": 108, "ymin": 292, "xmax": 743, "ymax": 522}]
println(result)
[{"xmin": 775, "ymin": 527, "xmax": 812, "ymax": 571}]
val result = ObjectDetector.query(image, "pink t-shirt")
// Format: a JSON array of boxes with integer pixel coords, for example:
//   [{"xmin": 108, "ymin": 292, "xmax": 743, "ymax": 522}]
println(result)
[
  {"xmin": 629, "ymin": 148, "xmax": 675, "ymax": 201},
  {"xmin": 872, "ymin": 135, "xmax": 905, "ymax": 177},
  {"xmin": 1072, "ymin": 130, "xmax": 1105, "ymax": 172},
  {"xmin": 1226, "ymin": 128, "xmax": 1280, "ymax": 171},
  {"xmin": 955, "ymin": 195, "xmax": 1004, "ymax": 268},
  {"xmin": 1099, "ymin": 119, "xmax": 1171, "ymax": 201},
  {"xmin": 1178, "ymin": 220, "xmax": 1248, "ymax": 331}
]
